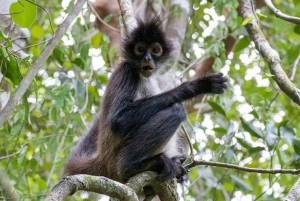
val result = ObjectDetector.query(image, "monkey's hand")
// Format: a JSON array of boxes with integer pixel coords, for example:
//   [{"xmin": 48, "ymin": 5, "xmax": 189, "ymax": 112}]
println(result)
[{"xmin": 194, "ymin": 72, "xmax": 228, "ymax": 94}]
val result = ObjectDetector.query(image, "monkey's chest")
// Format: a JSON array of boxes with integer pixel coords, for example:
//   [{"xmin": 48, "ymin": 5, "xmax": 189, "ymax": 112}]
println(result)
[{"xmin": 135, "ymin": 77, "xmax": 162, "ymax": 99}]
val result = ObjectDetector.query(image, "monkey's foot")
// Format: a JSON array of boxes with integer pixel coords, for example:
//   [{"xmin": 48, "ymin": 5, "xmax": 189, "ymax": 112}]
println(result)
[{"xmin": 156, "ymin": 155, "xmax": 187, "ymax": 182}]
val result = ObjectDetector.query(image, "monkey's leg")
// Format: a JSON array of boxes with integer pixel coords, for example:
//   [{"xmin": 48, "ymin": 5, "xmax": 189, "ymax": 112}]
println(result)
[{"xmin": 120, "ymin": 104, "xmax": 186, "ymax": 181}]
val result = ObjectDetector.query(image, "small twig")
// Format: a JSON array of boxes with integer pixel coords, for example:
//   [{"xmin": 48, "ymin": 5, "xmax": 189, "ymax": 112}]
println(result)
[
  {"xmin": 181, "ymin": 125, "xmax": 195, "ymax": 156},
  {"xmin": 25, "ymin": 0, "xmax": 54, "ymax": 34},
  {"xmin": 186, "ymin": 159, "xmax": 300, "ymax": 175},
  {"xmin": 290, "ymin": 54, "xmax": 300, "ymax": 81},
  {"xmin": 87, "ymin": 1, "xmax": 120, "ymax": 33},
  {"xmin": 264, "ymin": 0, "xmax": 300, "ymax": 25}
]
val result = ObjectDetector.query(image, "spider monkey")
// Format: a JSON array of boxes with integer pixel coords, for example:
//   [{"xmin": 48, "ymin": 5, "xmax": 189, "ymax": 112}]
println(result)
[{"xmin": 65, "ymin": 17, "xmax": 228, "ymax": 184}]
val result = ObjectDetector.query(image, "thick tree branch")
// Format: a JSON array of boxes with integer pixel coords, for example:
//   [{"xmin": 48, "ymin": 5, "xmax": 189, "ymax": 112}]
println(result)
[
  {"xmin": 166, "ymin": 0, "xmax": 190, "ymax": 58},
  {"xmin": 185, "ymin": 159, "xmax": 300, "ymax": 175},
  {"xmin": 45, "ymin": 175, "xmax": 138, "ymax": 201},
  {"xmin": 126, "ymin": 172, "xmax": 179, "ymax": 201},
  {"xmin": 285, "ymin": 179, "xmax": 300, "ymax": 201},
  {"xmin": 0, "ymin": 0, "xmax": 88, "ymax": 128},
  {"xmin": 264, "ymin": 0, "xmax": 300, "ymax": 25},
  {"xmin": 118, "ymin": 0, "xmax": 137, "ymax": 36},
  {"xmin": 238, "ymin": 0, "xmax": 300, "ymax": 106}
]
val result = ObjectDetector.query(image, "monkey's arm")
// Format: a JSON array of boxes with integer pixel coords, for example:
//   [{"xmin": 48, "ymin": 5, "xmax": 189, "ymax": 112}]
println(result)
[{"xmin": 109, "ymin": 72, "xmax": 227, "ymax": 135}]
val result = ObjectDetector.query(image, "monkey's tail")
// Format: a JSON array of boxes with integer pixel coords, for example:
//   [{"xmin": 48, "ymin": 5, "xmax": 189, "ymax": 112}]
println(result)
[{"xmin": 64, "ymin": 114, "xmax": 101, "ymax": 175}]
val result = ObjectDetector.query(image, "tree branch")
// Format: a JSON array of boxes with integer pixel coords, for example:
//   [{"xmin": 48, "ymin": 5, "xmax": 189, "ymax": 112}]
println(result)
[
  {"xmin": 285, "ymin": 179, "xmax": 300, "ymax": 201},
  {"xmin": 126, "ymin": 171, "xmax": 179, "ymax": 201},
  {"xmin": 264, "ymin": 0, "xmax": 300, "ymax": 25},
  {"xmin": 45, "ymin": 175, "xmax": 138, "ymax": 201},
  {"xmin": 238, "ymin": 0, "xmax": 300, "ymax": 106},
  {"xmin": 118, "ymin": 0, "xmax": 137, "ymax": 36},
  {"xmin": 0, "ymin": 0, "xmax": 88, "ymax": 128},
  {"xmin": 185, "ymin": 159, "xmax": 300, "ymax": 175}
]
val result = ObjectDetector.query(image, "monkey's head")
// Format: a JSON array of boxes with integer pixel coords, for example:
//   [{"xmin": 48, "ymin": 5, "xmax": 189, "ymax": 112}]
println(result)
[{"xmin": 122, "ymin": 17, "xmax": 173, "ymax": 78}]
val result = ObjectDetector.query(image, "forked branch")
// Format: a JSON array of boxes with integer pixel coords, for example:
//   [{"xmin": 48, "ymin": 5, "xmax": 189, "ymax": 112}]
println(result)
[{"xmin": 238, "ymin": 0, "xmax": 300, "ymax": 106}]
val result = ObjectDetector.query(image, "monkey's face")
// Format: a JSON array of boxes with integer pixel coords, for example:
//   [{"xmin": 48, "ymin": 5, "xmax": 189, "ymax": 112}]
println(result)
[
  {"xmin": 122, "ymin": 17, "xmax": 173, "ymax": 78},
  {"xmin": 134, "ymin": 42, "xmax": 163, "ymax": 78}
]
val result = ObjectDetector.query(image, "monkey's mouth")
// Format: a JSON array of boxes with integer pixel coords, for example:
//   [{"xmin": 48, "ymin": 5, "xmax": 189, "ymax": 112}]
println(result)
[
  {"xmin": 142, "ymin": 66, "xmax": 154, "ymax": 71},
  {"xmin": 141, "ymin": 66, "xmax": 154, "ymax": 77}
]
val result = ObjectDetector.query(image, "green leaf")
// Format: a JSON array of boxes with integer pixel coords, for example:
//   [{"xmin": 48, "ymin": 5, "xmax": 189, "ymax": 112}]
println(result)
[
  {"xmin": 72, "ymin": 57, "xmax": 85, "ymax": 69},
  {"xmin": 0, "ymin": 47, "xmax": 22, "ymax": 85},
  {"xmin": 248, "ymin": 146, "xmax": 265, "ymax": 155},
  {"xmin": 257, "ymin": 13, "xmax": 267, "ymax": 19},
  {"xmin": 80, "ymin": 43, "xmax": 90, "ymax": 61},
  {"xmin": 236, "ymin": 137, "xmax": 253, "ymax": 149},
  {"xmin": 242, "ymin": 17, "xmax": 254, "ymax": 26},
  {"xmin": 230, "ymin": 175, "xmax": 252, "ymax": 191},
  {"xmin": 53, "ymin": 84, "xmax": 70, "ymax": 109},
  {"xmin": 293, "ymin": 138, "xmax": 300, "ymax": 155},
  {"xmin": 265, "ymin": 124, "xmax": 278, "ymax": 150},
  {"xmin": 234, "ymin": 37, "xmax": 250, "ymax": 52},
  {"xmin": 31, "ymin": 24, "xmax": 44, "ymax": 39},
  {"xmin": 91, "ymin": 33, "xmax": 102, "ymax": 48},
  {"xmin": 294, "ymin": 25, "xmax": 300, "ymax": 35},
  {"xmin": 103, "ymin": 14, "xmax": 112, "ymax": 23},
  {"xmin": 53, "ymin": 48, "xmax": 65, "ymax": 65},
  {"xmin": 10, "ymin": 0, "xmax": 37, "ymax": 28},
  {"xmin": 213, "ymin": 127, "xmax": 227, "ymax": 134},
  {"xmin": 208, "ymin": 101, "xmax": 226, "ymax": 117},
  {"xmin": 280, "ymin": 126, "xmax": 295, "ymax": 145},
  {"xmin": 240, "ymin": 118, "xmax": 263, "ymax": 138}
]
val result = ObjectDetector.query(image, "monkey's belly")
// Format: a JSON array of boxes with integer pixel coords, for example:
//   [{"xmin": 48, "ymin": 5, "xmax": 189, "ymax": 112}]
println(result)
[{"xmin": 163, "ymin": 130, "xmax": 181, "ymax": 158}]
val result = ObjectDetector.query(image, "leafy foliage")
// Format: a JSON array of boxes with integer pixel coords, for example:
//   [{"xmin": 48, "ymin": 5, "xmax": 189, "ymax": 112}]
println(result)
[{"xmin": 1, "ymin": 0, "xmax": 300, "ymax": 200}]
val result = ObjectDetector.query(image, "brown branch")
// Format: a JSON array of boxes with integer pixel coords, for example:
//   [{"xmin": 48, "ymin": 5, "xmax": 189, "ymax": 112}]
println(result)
[
  {"xmin": 45, "ymin": 175, "xmax": 138, "ymax": 201},
  {"xmin": 0, "ymin": 0, "xmax": 87, "ymax": 128},
  {"xmin": 238, "ymin": 0, "xmax": 300, "ymax": 106},
  {"xmin": 264, "ymin": 0, "xmax": 300, "ymax": 25},
  {"xmin": 185, "ymin": 159, "xmax": 300, "ymax": 175},
  {"xmin": 126, "ymin": 171, "xmax": 179, "ymax": 201}
]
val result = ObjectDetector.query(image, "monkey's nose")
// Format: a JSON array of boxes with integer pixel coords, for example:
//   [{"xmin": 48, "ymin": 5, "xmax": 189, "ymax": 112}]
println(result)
[{"xmin": 144, "ymin": 53, "xmax": 152, "ymax": 61}]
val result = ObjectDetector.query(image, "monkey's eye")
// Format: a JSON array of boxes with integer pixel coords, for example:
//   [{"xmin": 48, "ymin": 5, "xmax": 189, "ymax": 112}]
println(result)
[
  {"xmin": 151, "ymin": 43, "xmax": 163, "ymax": 57},
  {"xmin": 134, "ymin": 44, "xmax": 146, "ymax": 55}
]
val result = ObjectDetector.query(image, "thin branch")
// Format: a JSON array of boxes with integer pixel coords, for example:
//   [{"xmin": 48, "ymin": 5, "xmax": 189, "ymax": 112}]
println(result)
[
  {"xmin": 290, "ymin": 54, "xmax": 300, "ymax": 81},
  {"xmin": 45, "ymin": 175, "xmax": 138, "ymax": 201},
  {"xmin": 181, "ymin": 125, "xmax": 195, "ymax": 156},
  {"xmin": 238, "ymin": 0, "xmax": 300, "ymax": 106},
  {"xmin": 87, "ymin": 1, "xmax": 120, "ymax": 33},
  {"xmin": 186, "ymin": 159, "xmax": 300, "ymax": 175},
  {"xmin": 0, "ymin": 0, "xmax": 87, "ymax": 128},
  {"xmin": 266, "ymin": 54, "xmax": 300, "ymax": 109},
  {"xmin": 264, "ymin": 0, "xmax": 300, "ymax": 25}
]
